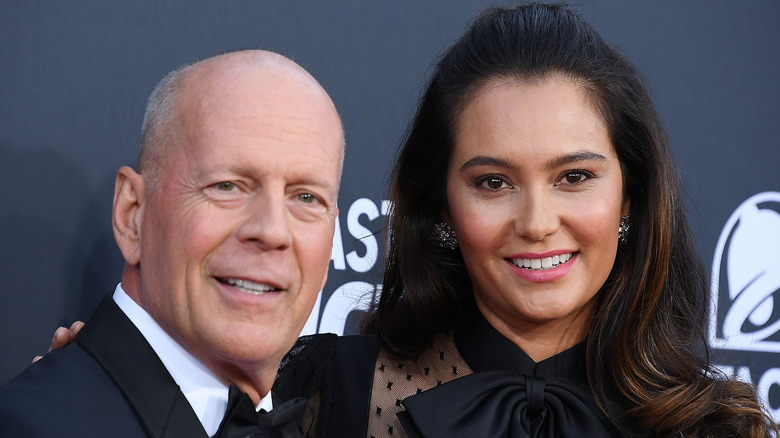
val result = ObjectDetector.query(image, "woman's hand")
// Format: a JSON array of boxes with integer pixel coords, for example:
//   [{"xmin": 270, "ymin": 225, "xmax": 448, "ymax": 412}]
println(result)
[{"xmin": 32, "ymin": 321, "xmax": 84, "ymax": 362}]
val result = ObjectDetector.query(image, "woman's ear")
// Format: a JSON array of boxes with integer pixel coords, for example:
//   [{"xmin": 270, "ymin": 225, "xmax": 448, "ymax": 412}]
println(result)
[
  {"xmin": 112, "ymin": 166, "xmax": 146, "ymax": 266},
  {"xmin": 441, "ymin": 207, "xmax": 453, "ymax": 225},
  {"xmin": 621, "ymin": 197, "xmax": 631, "ymax": 217}
]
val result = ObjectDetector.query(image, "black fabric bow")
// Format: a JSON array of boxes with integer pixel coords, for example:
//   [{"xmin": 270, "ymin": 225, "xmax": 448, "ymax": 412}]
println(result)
[
  {"xmin": 214, "ymin": 385, "xmax": 306, "ymax": 438},
  {"xmin": 398, "ymin": 371, "xmax": 631, "ymax": 437}
]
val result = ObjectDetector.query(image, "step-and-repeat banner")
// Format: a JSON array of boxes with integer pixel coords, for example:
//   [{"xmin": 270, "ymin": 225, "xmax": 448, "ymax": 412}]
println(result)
[
  {"xmin": 2, "ymin": 1, "xmax": 778, "ymax": 420},
  {"xmin": 710, "ymin": 191, "xmax": 780, "ymax": 419}
]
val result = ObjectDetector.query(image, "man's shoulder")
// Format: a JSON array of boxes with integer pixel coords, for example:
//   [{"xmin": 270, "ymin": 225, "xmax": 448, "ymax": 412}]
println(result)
[
  {"xmin": 0, "ymin": 342, "xmax": 112, "ymax": 401},
  {"xmin": 0, "ymin": 344, "xmax": 146, "ymax": 437}
]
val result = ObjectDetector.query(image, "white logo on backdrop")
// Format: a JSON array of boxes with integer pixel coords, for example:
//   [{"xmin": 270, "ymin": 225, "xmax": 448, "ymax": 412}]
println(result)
[
  {"xmin": 709, "ymin": 191, "xmax": 780, "ymax": 352},
  {"xmin": 300, "ymin": 198, "xmax": 392, "ymax": 336}
]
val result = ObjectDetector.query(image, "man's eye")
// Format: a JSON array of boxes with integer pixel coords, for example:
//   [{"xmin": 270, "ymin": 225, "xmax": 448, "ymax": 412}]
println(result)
[
  {"xmin": 297, "ymin": 193, "xmax": 317, "ymax": 204},
  {"xmin": 216, "ymin": 182, "xmax": 236, "ymax": 191}
]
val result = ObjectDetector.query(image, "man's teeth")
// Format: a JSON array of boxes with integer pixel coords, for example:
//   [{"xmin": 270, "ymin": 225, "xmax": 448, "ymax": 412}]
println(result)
[
  {"xmin": 511, "ymin": 253, "xmax": 573, "ymax": 270},
  {"xmin": 224, "ymin": 278, "xmax": 275, "ymax": 295}
]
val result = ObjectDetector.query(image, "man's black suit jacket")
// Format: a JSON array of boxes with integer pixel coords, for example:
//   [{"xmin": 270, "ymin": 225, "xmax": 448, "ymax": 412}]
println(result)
[{"xmin": 0, "ymin": 294, "xmax": 209, "ymax": 437}]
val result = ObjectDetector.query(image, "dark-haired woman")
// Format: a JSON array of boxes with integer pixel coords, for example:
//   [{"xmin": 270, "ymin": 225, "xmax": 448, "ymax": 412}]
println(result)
[{"xmin": 275, "ymin": 3, "xmax": 775, "ymax": 437}]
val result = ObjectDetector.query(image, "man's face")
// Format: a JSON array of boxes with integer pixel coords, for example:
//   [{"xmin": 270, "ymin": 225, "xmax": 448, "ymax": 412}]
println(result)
[{"xmin": 136, "ymin": 64, "xmax": 342, "ymax": 377}]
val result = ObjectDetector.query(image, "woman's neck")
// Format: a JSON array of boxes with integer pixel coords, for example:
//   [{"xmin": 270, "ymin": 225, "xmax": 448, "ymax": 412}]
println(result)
[{"xmin": 476, "ymin": 304, "xmax": 593, "ymax": 363}]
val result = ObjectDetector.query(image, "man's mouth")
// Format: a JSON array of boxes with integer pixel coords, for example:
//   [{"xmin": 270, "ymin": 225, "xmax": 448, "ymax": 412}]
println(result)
[
  {"xmin": 216, "ymin": 277, "xmax": 279, "ymax": 295},
  {"xmin": 509, "ymin": 253, "xmax": 574, "ymax": 270}
]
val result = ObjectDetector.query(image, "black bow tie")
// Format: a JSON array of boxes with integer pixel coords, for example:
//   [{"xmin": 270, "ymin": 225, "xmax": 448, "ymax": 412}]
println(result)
[
  {"xmin": 398, "ymin": 371, "xmax": 638, "ymax": 437},
  {"xmin": 214, "ymin": 385, "xmax": 306, "ymax": 438}
]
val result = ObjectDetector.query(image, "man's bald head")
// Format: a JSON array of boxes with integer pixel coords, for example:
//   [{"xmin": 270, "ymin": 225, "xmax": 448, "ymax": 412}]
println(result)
[
  {"xmin": 113, "ymin": 49, "xmax": 344, "ymax": 400},
  {"xmin": 138, "ymin": 50, "xmax": 343, "ymax": 189}
]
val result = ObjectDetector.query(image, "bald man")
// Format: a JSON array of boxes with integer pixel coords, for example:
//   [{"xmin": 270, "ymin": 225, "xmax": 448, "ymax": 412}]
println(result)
[{"xmin": 0, "ymin": 50, "xmax": 343, "ymax": 438}]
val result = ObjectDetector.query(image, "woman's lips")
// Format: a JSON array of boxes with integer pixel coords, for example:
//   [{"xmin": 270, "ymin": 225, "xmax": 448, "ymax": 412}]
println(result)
[
  {"xmin": 509, "ymin": 252, "xmax": 573, "ymax": 270},
  {"xmin": 506, "ymin": 252, "xmax": 577, "ymax": 283}
]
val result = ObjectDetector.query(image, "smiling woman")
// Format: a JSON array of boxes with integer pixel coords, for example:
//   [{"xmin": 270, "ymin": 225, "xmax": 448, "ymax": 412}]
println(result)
[
  {"xmin": 274, "ymin": 3, "xmax": 776, "ymax": 438},
  {"xmin": 445, "ymin": 77, "xmax": 627, "ymax": 362}
]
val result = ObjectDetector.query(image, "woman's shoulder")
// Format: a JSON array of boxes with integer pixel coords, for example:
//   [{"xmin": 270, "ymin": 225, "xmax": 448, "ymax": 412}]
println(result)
[
  {"xmin": 280, "ymin": 333, "xmax": 379, "ymax": 364},
  {"xmin": 274, "ymin": 333, "xmax": 380, "ymax": 396},
  {"xmin": 275, "ymin": 333, "xmax": 382, "ymax": 438},
  {"xmin": 334, "ymin": 333, "xmax": 381, "ymax": 359}
]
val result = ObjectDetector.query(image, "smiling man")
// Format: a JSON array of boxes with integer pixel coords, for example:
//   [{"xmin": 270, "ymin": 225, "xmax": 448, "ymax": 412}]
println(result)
[{"xmin": 0, "ymin": 50, "xmax": 343, "ymax": 437}]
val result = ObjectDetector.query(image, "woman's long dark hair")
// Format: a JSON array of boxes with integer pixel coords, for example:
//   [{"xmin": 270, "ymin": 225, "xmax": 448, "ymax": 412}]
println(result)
[{"xmin": 362, "ymin": 3, "xmax": 773, "ymax": 436}]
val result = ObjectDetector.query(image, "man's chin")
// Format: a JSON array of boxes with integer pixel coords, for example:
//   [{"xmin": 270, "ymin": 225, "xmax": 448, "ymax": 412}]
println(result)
[{"xmin": 206, "ymin": 327, "xmax": 293, "ymax": 364}]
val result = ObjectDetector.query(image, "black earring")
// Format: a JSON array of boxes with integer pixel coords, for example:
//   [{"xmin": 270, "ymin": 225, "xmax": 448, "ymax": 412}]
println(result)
[
  {"xmin": 434, "ymin": 222, "xmax": 458, "ymax": 249},
  {"xmin": 618, "ymin": 215, "xmax": 630, "ymax": 243}
]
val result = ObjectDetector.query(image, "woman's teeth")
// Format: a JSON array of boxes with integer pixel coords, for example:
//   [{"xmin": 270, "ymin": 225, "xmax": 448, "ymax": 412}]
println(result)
[{"xmin": 511, "ymin": 253, "xmax": 573, "ymax": 270}]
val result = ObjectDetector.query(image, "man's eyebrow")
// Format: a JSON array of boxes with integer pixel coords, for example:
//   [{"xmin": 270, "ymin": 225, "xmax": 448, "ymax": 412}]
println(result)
[
  {"xmin": 222, "ymin": 165, "xmax": 332, "ymax": 186},
  {"xmin": 546, "ymin": 151, "xmax": 607, "ymax": 169},
  {"xmin": 289, "ymin": 177, "xmax": 333, "ymax": 188}
]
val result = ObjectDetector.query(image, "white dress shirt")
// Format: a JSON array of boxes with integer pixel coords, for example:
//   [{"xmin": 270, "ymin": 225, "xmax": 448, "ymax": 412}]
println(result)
[{"xmin": 113, "ymin": 284, "xmax": 273, "ymax": 436}]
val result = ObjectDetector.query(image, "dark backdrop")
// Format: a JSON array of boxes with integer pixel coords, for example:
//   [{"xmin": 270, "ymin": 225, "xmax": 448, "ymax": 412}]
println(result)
[{"xmin": 2, "ymin": 0, "xmax": 779, "ymax": 420}]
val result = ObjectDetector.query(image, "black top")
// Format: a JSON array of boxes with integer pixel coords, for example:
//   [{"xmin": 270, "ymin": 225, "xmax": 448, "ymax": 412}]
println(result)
[
  {"xmin": 456, "ymin": 311, "xmax": 589, "ymax": 381},
  {"xmin": 274, "ymin": 333, "xmax": 379, "ymax": 438},
  {"xmin": 398, "ymin": 312, "xmax": 645, "ymax": 437},
  {"xmin": 274, "ymin": 313, "xmax": 646, "ymax": 438}
]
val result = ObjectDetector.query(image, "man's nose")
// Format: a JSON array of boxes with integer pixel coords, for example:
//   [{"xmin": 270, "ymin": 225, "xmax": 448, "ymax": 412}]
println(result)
[{"xmin": 235, "ymin": 190, "xmax": 293, "ymax": 250}]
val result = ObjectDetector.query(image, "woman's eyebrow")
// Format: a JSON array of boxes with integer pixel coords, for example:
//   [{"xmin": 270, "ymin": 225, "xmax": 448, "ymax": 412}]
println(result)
[
  {"xmin": 459, "ymin": 155, "xmax": 516, "ymax": 171},
  {"xmin": 546, "ymin": 151, "xmax": 607, "ymax": 169},
  {"xmin": 459, "ymin": 151, "xmax": 607, "ymax": 172}
]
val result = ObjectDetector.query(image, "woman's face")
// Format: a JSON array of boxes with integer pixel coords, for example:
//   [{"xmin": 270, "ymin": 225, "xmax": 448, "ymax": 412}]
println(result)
[{"xmin": 446, "ymin": 77, "xmax": 627, "ymax": 350}]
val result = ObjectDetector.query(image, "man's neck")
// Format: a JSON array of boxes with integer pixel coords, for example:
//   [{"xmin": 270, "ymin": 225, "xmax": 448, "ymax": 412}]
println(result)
[{"xmin": 112, "ymin": 284, "xmax": 273, "ymax": 435}]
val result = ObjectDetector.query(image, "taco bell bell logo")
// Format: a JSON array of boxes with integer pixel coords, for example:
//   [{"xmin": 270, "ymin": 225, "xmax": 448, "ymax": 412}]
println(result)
[{"xmin": 709, "ymin": 191, "xmax": 780, "ymax": 352}]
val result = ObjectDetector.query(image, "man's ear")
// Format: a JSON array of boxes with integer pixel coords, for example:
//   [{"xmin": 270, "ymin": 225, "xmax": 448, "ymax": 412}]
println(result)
[{"xmin": 112, "ymin": 166, "xmax": 146, "ymax": 266}]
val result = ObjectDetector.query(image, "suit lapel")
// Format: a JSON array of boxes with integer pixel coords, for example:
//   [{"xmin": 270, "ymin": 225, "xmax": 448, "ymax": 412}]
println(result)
[{"xmin": 77, "ymin": 295, "xmax": 209, "ymax": 438}]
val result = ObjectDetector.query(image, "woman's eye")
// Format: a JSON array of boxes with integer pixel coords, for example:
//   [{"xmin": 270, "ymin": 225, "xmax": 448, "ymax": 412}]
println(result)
[
  {"xmin": 481, "ymin": 176, "xmax": 507, "ymax": 190},
  {"xmin": 560, "ymin": 171, "xmax": 592, "ymax": 185}
]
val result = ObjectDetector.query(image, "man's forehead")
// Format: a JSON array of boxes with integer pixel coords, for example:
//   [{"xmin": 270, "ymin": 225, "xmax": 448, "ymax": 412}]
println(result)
[
  {"xmin": 176, "ymin": 65, "xmax": 339, "ymax": 135},
  {"xmin": 171, "ymin": 113, "xmax": 342, "ymax": 183},
  {"xmin": 160, "ymin": 50, "xmax": 344, "ymax": 185}
]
